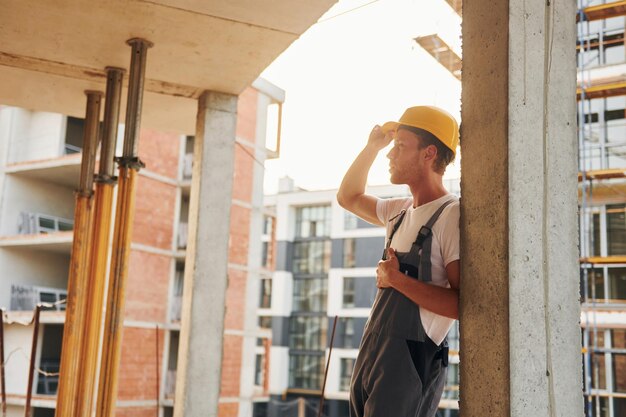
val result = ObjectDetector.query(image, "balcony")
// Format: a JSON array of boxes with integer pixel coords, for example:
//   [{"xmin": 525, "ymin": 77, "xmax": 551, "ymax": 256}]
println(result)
[{"xmin": 10, "ymin": 284, "xmax": 67, "ymax": 312}]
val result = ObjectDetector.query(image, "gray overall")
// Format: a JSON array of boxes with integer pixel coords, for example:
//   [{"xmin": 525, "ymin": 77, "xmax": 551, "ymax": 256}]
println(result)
[{"xmin": 349, "ymin": 199, "xmax": 454, "ymax": 417}]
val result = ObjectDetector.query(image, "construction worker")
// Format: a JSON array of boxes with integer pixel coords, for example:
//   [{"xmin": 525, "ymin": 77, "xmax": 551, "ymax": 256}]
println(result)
[{"xmin": 337, "ymin": 106, "xmax": 460, "ymax": 417}]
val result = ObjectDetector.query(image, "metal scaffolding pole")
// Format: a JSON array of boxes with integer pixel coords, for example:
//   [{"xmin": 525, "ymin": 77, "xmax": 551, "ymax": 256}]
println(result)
[
  {"xmin": 96, "ymin": 38, "xmax": 152, "ymax": 417},
  {"xmin": 55, "ymin": 91, "xmax": 103, "ymax": 417},
  {"xmin": 75, "ymin": 67, "xmax": 125, "ymax": 417}
]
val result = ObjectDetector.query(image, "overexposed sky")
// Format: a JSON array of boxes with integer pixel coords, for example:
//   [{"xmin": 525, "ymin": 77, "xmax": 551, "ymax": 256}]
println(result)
[{"xmin": 261, "ymin": 0, "xmax": 462, "ymax": 194}]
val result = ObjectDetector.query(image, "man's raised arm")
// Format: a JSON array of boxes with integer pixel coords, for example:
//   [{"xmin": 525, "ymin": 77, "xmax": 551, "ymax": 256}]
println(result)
[{"xmin": 336, "ymin": 125, "xmax": 393, "ymax": 226}]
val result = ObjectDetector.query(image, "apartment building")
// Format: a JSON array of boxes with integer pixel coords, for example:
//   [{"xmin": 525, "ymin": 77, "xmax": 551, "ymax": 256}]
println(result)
[
  {"xmin": 0, "ymin": 78, "xmax": 283, "ymax": 417},
  {"xmin": 256, "ymin": 177, "xmax": 461, "ymax": 417},
  {"xmin": 577, "ymin": 2, "xmax": 626, "ymax": 416}
]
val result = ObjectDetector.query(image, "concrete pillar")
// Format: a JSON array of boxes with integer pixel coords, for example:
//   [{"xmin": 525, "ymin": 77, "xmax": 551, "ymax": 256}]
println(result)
[
  {"xmin": 460, "ymin": 1, "xmax": 583, "ymax": 416},
  {"xmin": 174, "ymin": 91, "xmax": 238, "ymax": 417}
]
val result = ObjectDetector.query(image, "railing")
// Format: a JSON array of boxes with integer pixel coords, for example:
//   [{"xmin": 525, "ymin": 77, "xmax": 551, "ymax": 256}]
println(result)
[
  {"xmin": 170, "ymin": 295, "xmax": 182, "ymax": 322},
  {"xmin": 164, "ymin": 370, "xmax": 177, "ymax": 399},
  {"xmin": 10, "ymin": 284, "xmax": 67, "ymax": 311},
  {"xmin": 18, "ymin": 212, "xmax": 74, "ymax": 234},
  {"xmin": 37, "ymin": 359, "xmax": 60, "ymax": 395},
  {"xmin": 64, "ymin": 143, "xmax": 82, "ymax": 154},
  {"xmin": 178, "ymin": 222, "xmax": 188, "ymax": 249},
  {"xmin": 182, "ymin": 153, "xmax": 193, "ymax": 179}
]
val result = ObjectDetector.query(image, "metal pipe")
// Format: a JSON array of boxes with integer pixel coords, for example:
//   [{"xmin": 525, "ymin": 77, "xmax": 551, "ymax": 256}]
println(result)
[
  {"xmin": 123, "ymin": 38, "xmax": 153, "ymax": 159},
  {"xmin": 24, "ymin": 305, "xmax": 42, "ymax": 417},
  {"xmin": 155, "ymin": 325, "xmax": 160, "ymax": 417},
  {"xmin": 0, "ymin": 308, "xmax": 6, "ymax": 417},
  {"xmin": 78, "ymin": 92, "xmax": 103, "ymax": 196},
  {"xmin": 96, "ymin": 38, "xmax": 151, "ymax": 417},
  {"xmin": 96, "ymin": 167, "xmax": 138, "ymax": 417},
  {"xmin": 100, "ymin": 67, "xmax": 125, "ymax": 178},
  {"xmin": 55, "ymin": 91, "xmax": 102, "ymax": 417},
  {"xmin": 75, "ymin": 67, "xmax": 124, "ymax": 417}
]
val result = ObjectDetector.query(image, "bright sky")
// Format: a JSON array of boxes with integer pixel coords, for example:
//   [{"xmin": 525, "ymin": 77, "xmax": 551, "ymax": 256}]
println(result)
[{"xmin": 260, "ymin": 0, "xmax": 462, "ymax": 194}]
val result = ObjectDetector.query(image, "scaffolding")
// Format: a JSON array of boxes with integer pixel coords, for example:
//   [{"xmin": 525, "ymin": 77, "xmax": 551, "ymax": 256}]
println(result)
[{"xmin": 578, "ymin": 1, "xmax": 626, "ymax": 416}]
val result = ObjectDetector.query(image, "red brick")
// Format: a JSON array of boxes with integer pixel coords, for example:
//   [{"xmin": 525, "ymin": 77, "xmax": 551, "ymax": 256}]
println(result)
[
  {"xmin": 138, "ymin": 129, "xmax": 181, "ymax": 179},
  {"xmin": 117, "ymin": 327, "xmax": 165, "ymax": 400},
  {"xmin": 218, "ymin": 402, "xmax": 239, "ymax": 417},
  {"xmin": 236, "ymin": 88, "xmax": 258, "ymax": 143},
  {"xmin": 220, "ymin": 334, "xmax": 243, "ymax": 397},
  {"xmin": 126, "ymin": 251, "xmax": 171, "ymax": 322},
  {"xmin": 224, "ymin": 268, "xmax": 248, "ymax": 330},
  {"xmin": 132, "ymin": 176, "xmax": 176, "ymax": 250},
  {"xmin": 231, "ymin": 144, "xmax": 255, "ymax": 203},
  {"xmin": 228, "ymin": 204, "xmax": 251, "ymax": 265}
]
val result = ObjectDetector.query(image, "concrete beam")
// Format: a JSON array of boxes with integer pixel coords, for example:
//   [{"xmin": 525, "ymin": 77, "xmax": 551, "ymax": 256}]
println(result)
[
  {"xmin": 175, "ymin": 91, "xmax": 238, "ymax": 417},
  {"xmin": 461, "ymin": 0, "xmax": 583, "ymax": 416}
]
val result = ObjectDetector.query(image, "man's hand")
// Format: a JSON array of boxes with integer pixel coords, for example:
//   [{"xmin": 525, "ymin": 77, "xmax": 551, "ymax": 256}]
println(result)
[
  {"xmin": 367, "ymin": 125, "xmax": 394, "ymax": 152},
  {"xmin": 377, "ymin": 247, "xmax": 400, "ymax": 288}
]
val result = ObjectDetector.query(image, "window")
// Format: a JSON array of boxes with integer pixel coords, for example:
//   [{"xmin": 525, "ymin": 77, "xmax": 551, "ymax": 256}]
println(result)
[
  {"xmin": 295, "ymin": 206, "xmax": 331, "ymax": 238},
  {"xmin": 608, "ymin": 268, "xmax": 626, "ymax": 300},
  {"xmin": 339, "ymin": 318, "xmax": 356, "ymax": 349},
  {"xmin": 288, "ymin": 354, "xmax": 324, "ymax": 389},
  {"xmin": 343, "ymin": 238, "xmax": 356, "ymax": 268},
  {"xmin": 344, "ymin": 212, "xmax": 358, "ymax": 230},
  {"xmin": 259, "ymin": 278, "xmax": 272, "ymax": 309},
  {"xmin": 258, "ymin": 316, "xmax": 272, "ymax": 329},
  {"xmin": 340, "ymin": 358, "xmax": 355, "ymax": 391},
  {"xmin": 343, "ymin": 278, "xmax": 355, "ymax": 308},
  {"xmin": 263, "ymin": 215, "xmax": 274, "ymax": 235},
  {"xmin": 292, "ymin": 278, "xmax": 327, "ymax": 312},
  {"xmin": 289, "ymin": 316, "xmax": 328, "ymax": 351},
  {"xmin": 255, "ymin": 353, "xmax": 265, "ymax": 386},
  {"xmin": 293, "ymin": 240, "xmax": 331, "ymax": 275},
  {"xmin": 607, "ymin": 205, "xmax": 626, "ymax": 256},
  {"xmin": 261, "ymin": 241, "xmax": 270, "ymax": 268}
]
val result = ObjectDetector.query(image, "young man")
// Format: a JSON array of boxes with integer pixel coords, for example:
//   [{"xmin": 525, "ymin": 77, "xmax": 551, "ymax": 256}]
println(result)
[{"xmin": 337, "ymin": 106, "xmax": 460, "ymax": 417}]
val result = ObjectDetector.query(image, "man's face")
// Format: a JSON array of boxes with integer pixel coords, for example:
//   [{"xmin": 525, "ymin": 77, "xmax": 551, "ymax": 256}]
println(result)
[{"xmin": 386, "ymin": 129, "xmax": 426, "ymax": 184}]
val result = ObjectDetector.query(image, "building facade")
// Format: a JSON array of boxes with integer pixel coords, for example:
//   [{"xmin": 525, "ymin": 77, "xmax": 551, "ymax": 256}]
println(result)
[
  {"xmin": 256, "ymin": 178, "xmax": 461, "ymax": 417},
  {"xmin": 578, "ymin": 3, "xmax": 626, "ymax": 416},
  {"xmin": 0, "ymin": 79, "xmax": 283, "ymax": 417}
]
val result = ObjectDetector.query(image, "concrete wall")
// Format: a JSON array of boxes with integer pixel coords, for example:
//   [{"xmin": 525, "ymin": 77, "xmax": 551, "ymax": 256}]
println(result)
[
  {"xmin": 3, "ymin": 323, "xmax": 36, "ymax": 395},
  {"xmin": 461, "ymin": 0, "xmax": 583, "ymax": 416},
  {"xmin": 0, "ymin": 175, "xmax": 75, "ymax": 235},
  {"xmin": 6, "ymin": 108, "xmax": 65, "ymax": 163},
  {"xmin": 0, "ymin": 249, "xmax": 70, "ymax": 309}
]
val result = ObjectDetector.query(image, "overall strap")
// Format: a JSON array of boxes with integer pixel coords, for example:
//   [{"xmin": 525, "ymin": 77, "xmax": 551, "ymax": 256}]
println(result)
[
  {"xmin": 417, "ymin": 198, "xmax": 457, "ymax": 282},
  {"xmin": 382, "ymin": 209, "xmax": 406, "ymax": 260}
]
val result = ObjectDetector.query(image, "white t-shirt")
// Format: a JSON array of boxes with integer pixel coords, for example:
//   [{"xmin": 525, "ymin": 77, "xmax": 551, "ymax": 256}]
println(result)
[{"xmin": 376, "ymin": 194, "xmax": 460, "ymax": 345}]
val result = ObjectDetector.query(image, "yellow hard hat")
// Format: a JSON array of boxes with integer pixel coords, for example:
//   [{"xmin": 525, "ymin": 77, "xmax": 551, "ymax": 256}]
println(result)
[{"xmin": 381, "ymin": 106, "xmax": 459, "ymax": 155}]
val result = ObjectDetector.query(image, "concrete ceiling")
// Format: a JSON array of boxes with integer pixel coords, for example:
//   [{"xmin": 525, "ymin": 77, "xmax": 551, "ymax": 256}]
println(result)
[{"xmin": 0, "ymin": 0, "xmax": 336, "ymax": 134}]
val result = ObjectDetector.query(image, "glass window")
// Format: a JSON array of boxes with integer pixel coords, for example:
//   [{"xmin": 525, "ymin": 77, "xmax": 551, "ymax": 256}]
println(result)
[
  {"xmin": 612, "ymin": 330, "xmax": 626, "ymax": 394},
  {"xmin": 584, "ymin": 268, "xmax": 605, "ymax": 300},
  {"xmin": 343, "ymin": 278, "xmax": 355, "ymax": 308},
  {"xmin": 288, "ymin": 354, "xmax": 323, "ymax": 389},
  {"xmin": 295, "ymin": 206, "xmax": 331, "ymax": 238},
  {"xmin": 607, "ymin": 205, "xmax": 626, "ymax": 255},
  {"xmin": 442, "ymin": 363, "xmax": 459, "ymax": 400},
  {"xmin": 289, "ymin": 316, "xmax": 328, "ymax": 351},
  {"xmin": 343, "ymin": 238, "xmax": 356, "ymax": 268},
  {"xmin": 258, "ymin": 316, "xmax": 272, "ymax": 329},
  {"xmin": 293, "ymin": 240, "xmax": 331, "ymax": 275},
  {"xmin": 608, "ymin": 268, "xmax": 626, "ymax": 300},
  {"xmin": 345, "ymin": 211, "xmax": 358, "ymax": 230},
  {"xmin": 259, "ymin": 278, "xmax": 272, "ymax": 309},
  {"xmin": 292, "ymin": 278, "xmax": 327, "ymax": 312},
  {"xmin": 255, "ymin": 353, "xmax": 265, "ymax": 386},
  {"xmin": 263, "ymin": 215, "xmax": 274, "ymax": 235},
  {"xmin": 339, "ymin": 358, "xmax": 355, "ymax": 392},
  {"xmin": 339, "ymin": 318, "xmax": 356, "ymax": 349}
]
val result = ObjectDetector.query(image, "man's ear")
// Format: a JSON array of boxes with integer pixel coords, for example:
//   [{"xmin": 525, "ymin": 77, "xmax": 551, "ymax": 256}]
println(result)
[{"xmin": 424, "ymin": 144, "xmax": 438, "ymax": 161}]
